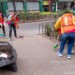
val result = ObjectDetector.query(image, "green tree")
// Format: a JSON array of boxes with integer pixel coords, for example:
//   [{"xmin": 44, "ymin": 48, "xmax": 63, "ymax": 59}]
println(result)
[{"xmin": 49, "ymin": 0, "xmax": 56, "ymax": 11}]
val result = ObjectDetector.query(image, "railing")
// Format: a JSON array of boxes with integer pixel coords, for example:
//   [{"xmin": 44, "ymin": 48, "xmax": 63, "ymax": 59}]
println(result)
[{"xmin": 38, "ymin": 19, "xmax": 58, "ymax": 40}]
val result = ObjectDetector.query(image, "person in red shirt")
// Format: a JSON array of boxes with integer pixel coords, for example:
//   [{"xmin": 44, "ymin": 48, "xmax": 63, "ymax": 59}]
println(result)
[{"xmin": 0, "ymin": 12, "xmax": 6, "ymax": 36}]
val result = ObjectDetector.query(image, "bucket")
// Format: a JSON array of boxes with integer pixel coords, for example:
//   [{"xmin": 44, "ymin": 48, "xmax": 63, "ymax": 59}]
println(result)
[{"xmin": 0, "ymin": 34, "xmax": 5, "ymax": 37}]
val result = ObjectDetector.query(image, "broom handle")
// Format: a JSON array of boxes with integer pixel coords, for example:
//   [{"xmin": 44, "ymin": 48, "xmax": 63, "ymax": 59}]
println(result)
[{"xmin": 56, "ymin": 34, "xmax": 60, "ymax": 44}]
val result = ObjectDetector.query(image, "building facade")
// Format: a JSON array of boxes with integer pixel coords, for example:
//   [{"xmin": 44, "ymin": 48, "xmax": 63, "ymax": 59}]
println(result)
[
  {"xmin": 0, "ymin": 0, "xmax": 74, "ymax": 16},
  {"xmin": 57, "ymin": 0, "xmax": 74, "ymax": 10},
  {"xmin": 0, "ymin": 0, "xmax": 56, "ymax": 15}
]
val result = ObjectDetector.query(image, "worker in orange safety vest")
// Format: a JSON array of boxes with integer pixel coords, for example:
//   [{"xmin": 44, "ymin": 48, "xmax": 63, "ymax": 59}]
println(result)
[
  {"xmin": 0, "ymin": 12, "xmax": 6, "ymax": 36},
  {"xmin": 54, "ymin": 10, "xmax": 75, "ymax": 59},
  {"xmin": 7, "ymin": 12, "xmax": 19, "ymax": 40}
]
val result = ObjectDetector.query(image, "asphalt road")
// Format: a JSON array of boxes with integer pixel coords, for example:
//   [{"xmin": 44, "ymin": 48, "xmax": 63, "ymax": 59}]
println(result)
[
  {"xmin": 19, "ymin": 20, "xmax": 55, "ymax": 35},
  {"xmin": 0, "ymin": 21, "xmax": 75, "ymax": 75}
]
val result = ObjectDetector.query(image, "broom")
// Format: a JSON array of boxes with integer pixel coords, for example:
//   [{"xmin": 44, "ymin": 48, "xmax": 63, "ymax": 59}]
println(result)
[{"xmin": 53, "ymin": 34, "xmax": 60, "ymax": 49}]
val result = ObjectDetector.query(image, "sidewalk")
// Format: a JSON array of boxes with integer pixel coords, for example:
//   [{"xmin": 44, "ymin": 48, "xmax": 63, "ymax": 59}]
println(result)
[
  {"xmin": 14, "ymin": 31, "xmax": 75, "ymax": 75},
  {"xmin": 0, "ymin": 22, "xmax": 75, "ymax": 75}
]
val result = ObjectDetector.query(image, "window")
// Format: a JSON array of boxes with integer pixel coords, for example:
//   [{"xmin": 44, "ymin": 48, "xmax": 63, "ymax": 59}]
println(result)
[{"xmin": 27, "ymin": 2, "xmax": 39, "ymax": 11}]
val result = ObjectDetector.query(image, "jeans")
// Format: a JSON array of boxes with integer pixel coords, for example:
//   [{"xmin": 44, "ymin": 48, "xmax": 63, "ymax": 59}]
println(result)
[{"xmin": 59, "ymin": 33, "xmax": 75, "ymax": 55}]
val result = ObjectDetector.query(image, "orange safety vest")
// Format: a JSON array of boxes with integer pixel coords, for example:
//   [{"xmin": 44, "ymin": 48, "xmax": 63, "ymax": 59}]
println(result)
[
  {"xmin": 0, "ymin": 15, "xmax": 2, "ymax": 22},
  {"xmin": 10, "ymin": 15, "xmax": 19, "ymax": 28},
  {"xmin": 60, "ymin": 13, "xmax": 75, "ymax": 34}
]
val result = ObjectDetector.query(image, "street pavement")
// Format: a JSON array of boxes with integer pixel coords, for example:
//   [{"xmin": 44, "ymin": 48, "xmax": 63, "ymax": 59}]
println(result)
[{"xmin": 0, "ymin": 21, "xmax": 75, "ymax": 75}]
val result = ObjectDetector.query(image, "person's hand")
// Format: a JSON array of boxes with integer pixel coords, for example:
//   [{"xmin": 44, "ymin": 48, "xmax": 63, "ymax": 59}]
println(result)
[
  {"xmin": 15, "ymin": 22, "xmax": 19, "ymax": 28},
  {"xmin": 55, "ymin": 28, "xmax": 60, "ymax": 32},
  {"xmin": 16, "ymin": 24, "xmax": 19, "ymax": 29},
  {"xmin": 17, "ymin": 25, "xmax": 19, "ymax": 29}
]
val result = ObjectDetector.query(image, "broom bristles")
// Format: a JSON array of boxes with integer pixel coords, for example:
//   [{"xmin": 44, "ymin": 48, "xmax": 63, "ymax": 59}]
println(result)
[{"xmin": 53, "ymin": 44, "xmax": 58, "ymax": 49}]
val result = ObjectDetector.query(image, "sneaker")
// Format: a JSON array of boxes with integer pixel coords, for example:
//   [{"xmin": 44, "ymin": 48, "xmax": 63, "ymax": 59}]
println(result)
[
  {"xmin": 15, "ymin": 37, "xmax": 18, "ymax": 39},
  {"xmin": 57, "ymin": 52, "xmax": 63, "ymax": 57},
  {"xmin": 67, "ymin": 55, "xmax": 71, "ymax": 59}
]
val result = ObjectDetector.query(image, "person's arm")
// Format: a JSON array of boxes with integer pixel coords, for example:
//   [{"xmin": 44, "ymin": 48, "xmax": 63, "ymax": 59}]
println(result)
[{"xmin": 54, "ymin": 17, "xmax": 61, "ymax": 31}]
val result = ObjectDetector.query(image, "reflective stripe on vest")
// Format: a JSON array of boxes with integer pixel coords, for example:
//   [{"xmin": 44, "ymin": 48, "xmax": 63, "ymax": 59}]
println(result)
[{"xmin": 61, "ymin": 14, "xmax": 75, "ymax": 34}]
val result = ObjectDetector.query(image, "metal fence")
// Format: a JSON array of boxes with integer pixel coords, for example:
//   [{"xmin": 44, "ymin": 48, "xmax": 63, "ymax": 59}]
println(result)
[{"xmin": 38, "ymin": 19, "xmax": 58, "ymax": 40}]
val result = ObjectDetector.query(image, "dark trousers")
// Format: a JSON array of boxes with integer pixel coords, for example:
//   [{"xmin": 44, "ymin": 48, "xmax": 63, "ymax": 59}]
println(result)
[
  {"xmin": 9, "ymin": 24, "xmax": 17, "ymax": 39},
  {"xmin": 2, "ymin": 25, "xmax": 6, "ymax": 35}
]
